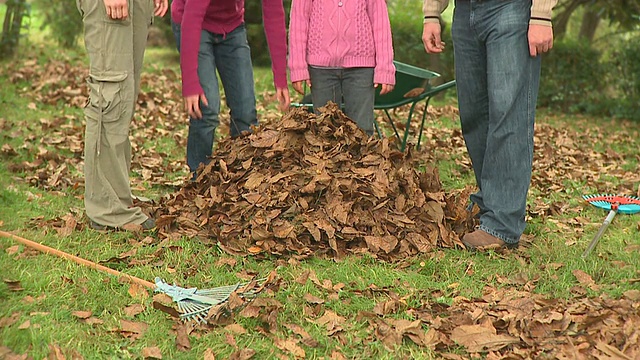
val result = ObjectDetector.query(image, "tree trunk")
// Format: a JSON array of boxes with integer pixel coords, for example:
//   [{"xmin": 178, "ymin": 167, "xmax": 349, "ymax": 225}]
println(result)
[
  {"xmin": 1, "ymin": 0, "xmax": 27, "ymax": 59},
  {"xmin": 578, "ymin": 8, "xmax": 601, "ymax": 43},
  {"xmin": 553, "ymin": 0, "xmax": 589, "ymax": 39}
]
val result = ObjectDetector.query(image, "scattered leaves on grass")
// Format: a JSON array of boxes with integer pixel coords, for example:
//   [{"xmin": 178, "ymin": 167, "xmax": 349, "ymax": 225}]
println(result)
[{"xmin": 5, "ymin": 56, "xmax": 640, "ymax": 360}]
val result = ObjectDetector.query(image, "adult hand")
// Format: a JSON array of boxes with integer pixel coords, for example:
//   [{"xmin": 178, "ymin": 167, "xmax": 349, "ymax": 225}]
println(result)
[
  {"xmin": 276, "ymin": 87, "xmax": 290, "ymax": 111},
  {"xmin": 376, "ymin": 83, "xmax": 394, "ymax": 95},
  {"xmin": 154, "ymin": 0, "xmax": 168, "ymax": 17},
  {"xmin": 104, "ymin": 0, "xmax": 128, "ymax": 20},
  {"xmin": 422, "ymin": 22, "xmax": 445, "ymax": 54},
  {"xmin": 184, "ymin": 94, "xmax": 208, "ymax": 119},
  {"xmin": 292, "ymin": 80, "xmax": 311, "ymax": 95},
  {"xmin": 528, "ymin": 24, "xmax": 554, "ymax": 57}
]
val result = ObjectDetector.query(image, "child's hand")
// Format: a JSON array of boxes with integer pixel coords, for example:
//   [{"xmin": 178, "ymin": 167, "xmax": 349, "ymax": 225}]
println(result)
[
  {"xmin": 184, "ymin": 93, "xmax": 208, "ymax": 119},
  {"xmin": 376, "ymin": 84, "xmax": 394, "ymax": 95},
  {"xmin": 154, "ymin": 0, "xmax": 169, "ymax": 17},
  {"xmin": 276, "ymin": 87, "xmax": 290, "ymax": 111},
  {"xmin": 292, "ymin": 80, "xmax": 311, "ymax": 95}
]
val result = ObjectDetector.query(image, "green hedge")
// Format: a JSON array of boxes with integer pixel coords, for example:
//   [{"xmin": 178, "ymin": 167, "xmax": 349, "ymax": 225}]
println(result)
[
  {"xmin": 32, "ymin": 0, "xmax": 82, "ymax": 48},
  {"xmin": 538, "ymin": 38, "xmax": 640, "ymax": 121},
  {"xmin": 538, "ymin": 39, "xmax": 606, "ymax": 113}
]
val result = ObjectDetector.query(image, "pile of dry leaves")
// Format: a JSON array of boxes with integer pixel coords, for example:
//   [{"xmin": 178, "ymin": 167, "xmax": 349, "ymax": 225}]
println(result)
[{"xmin": 148, "ymin": 104, "xmax": 474, "ymax": 261}]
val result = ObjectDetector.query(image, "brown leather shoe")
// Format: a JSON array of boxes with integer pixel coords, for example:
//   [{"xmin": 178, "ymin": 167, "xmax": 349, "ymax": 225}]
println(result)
[{"xmin": 462, "ymin": 229, "xmax": 518, "ymax": 251}]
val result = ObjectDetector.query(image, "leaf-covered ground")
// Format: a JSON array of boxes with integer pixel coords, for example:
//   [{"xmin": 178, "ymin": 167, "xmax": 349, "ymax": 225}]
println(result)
[{"xmin": 1, "ymin": 55, "xmax": 640, "ymax": 359}]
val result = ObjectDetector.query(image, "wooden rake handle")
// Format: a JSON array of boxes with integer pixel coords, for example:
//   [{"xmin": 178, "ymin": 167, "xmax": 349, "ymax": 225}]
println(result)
[{"xmin": 0, "ymin": 230, "xmax": 155, "ymax": 289}]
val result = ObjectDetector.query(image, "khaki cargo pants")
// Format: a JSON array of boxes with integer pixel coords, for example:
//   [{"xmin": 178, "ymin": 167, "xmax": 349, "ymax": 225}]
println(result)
[{"xmin": 77, "ymin": 0, "xmax": 153, "ymax": 227}]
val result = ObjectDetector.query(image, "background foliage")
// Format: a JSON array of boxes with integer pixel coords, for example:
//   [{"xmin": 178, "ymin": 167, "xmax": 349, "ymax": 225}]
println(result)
[{"xmin": 2, "ymin": 0, "xmax": 639, "ymax": 119}]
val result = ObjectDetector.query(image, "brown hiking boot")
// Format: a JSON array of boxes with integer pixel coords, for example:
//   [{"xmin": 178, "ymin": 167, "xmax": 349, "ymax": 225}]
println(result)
[{"xmin": 462, "ymin": 229, "xmax": 518, "ymax": 251}]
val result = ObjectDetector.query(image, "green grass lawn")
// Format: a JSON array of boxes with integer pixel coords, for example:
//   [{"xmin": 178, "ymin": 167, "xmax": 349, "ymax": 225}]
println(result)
[{"xmin": 1, "ymin": 9, "xmax": 640, "ymax": 360}]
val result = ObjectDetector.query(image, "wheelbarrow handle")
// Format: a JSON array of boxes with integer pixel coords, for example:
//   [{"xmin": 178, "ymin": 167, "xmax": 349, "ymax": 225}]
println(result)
[{"xmin": 582, "ymin": 209, "xmax": 617, "ymax": 258}]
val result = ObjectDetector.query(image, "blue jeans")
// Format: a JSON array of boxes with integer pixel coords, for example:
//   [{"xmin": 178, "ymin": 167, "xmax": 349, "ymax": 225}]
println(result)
[
  {"xmin": 172, "ymin": 22, "xmax": 257, "ymax": 175},
  {"xmin": 308, "ymin": 67, "xmax": 376, "ymax": 136},
  {"xmin": 452, "ymin": 0, "xmax": 541, "ymax": 244}
]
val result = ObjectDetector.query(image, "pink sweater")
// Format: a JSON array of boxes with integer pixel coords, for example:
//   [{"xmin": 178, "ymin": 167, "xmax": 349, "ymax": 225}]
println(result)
[
  {"xmin": 288, "ymin": 0, "xmax": 395, "ymax": 85},
  {"xmin": 171, "ymin": 0, "xmax": 288, "ymax": 97}
]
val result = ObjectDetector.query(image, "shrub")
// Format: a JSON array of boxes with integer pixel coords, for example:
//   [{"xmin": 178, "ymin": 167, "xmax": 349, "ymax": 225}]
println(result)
[
  {"xmin": 538, "ymin": 39, "xmax": 606, "ymax": 113},
  {"xmin": 609, "ymin": 35, "xmax": 640, "ymax": 119},
  {"xmin": 246, "ymin": 0, "xmax": 292, "ymax": 67},
  {"xmin": 388, "ymin": 0, "xmax": 455, "ymax": 81},
  {"xmin": 33, "ymin": 0, "xmax": 83, "ymax": 48}
]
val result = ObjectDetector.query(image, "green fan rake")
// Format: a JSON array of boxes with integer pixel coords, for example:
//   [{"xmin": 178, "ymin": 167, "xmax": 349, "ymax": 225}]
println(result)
[
  {"xmin": 582, "ymin": 194, "xmax": 640, "ymax": 258},
  {"xmin": 0, "ymin": 230, "xmax": 260, "ymax": 324}
]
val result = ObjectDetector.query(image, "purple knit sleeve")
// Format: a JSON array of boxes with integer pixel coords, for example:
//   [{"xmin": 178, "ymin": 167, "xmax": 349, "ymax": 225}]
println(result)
[
  {"xmin": 368, "ymin": 0, "xmax": 395, "ymax": 85},
  {"xmin": 262, "ymin": 0, "xmax": 288, "ymax": 89},
  {"xmin": 180, "ymin": 0, "xmax": 208, "ymax": 97},
  {"xmin": 287, "ymin": 0, "xmax": 312, "ymax": 83}
]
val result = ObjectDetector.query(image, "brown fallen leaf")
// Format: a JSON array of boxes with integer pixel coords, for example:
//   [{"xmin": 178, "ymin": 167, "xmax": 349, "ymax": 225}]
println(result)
[
  {"xmin": 119, "ymin": 319, "xmax": 148, "ymax": 340},
  {"xmin": 175, "ymin": 323, "xmax": 191, "ymax": 351},
  {"xmin": 274, "ymin": 338, "xmax": 305, "ymax": 358},
  {"xmin": 141, "ymin": 346, "xmax": 162, "ymax": 359},
  {"xmin": 71, "ymin": 311, "xmax": 92, "ymax": 319},
  {"xmin": 5, "ymin": 245, "xmax": 20, "ymax": 255},
  {"xmin": 229, "ymin": 348, "xmax": 256, "ymax": 360},
  {"xmin": 48, "ymin": 344, "xmax": 66, "ymax": 360},
  {"xmin": 3, "ymin": 279, "xmax": 23, "ymax": 291},
  {"xmin": 0, "ymin": 312, "xmax": 21, "ymax": 328},
  {"xmin": 204, "ymin": 348, "xmax": 216, "ymax": 360},
  {"xmin": 124, "ymin": 304, "xmax": 145, "ymax": 317},
  {"xmin": 450, "ymin": 322, "xmax": 520, "ymax": 353}
]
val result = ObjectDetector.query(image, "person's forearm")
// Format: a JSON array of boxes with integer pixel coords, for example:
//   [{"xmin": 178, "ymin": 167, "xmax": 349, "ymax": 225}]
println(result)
[
  {"xmin": 262, "ymin": 0, "xmax": 288, "ymax": 89},
  {"xmin": 422, "ymin": 0, "xmax": 448, "ymax": 24},
  {"xmin": 530, "ymin": 0, "xmax": 558, "ymax": 26}
]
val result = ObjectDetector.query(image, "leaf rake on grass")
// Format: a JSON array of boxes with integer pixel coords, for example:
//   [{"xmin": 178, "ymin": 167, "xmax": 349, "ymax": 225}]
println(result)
[
  {"xmin": 0, "ymin": 230, "xmax": 269, "ymax": 324},
  {"xmin": 581, "ymin": 194, "xmax": 640, "ymax": 258}
]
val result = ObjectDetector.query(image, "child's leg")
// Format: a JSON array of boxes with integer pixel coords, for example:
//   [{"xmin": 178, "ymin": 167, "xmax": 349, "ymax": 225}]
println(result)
[
  {"xmin": 186, "ymin": 30, "xmax": 221, "ymax": 175},
  {"xmin": 341, "ymin": 67, "xmax": 375, "ymax": 136},
  {"xmin": 308, "ymin": 67, "xmax": 342, "ymax": 112},
  {"xmin": 215, "ymin": 23, "xmax": 258, "ymax": 137}
]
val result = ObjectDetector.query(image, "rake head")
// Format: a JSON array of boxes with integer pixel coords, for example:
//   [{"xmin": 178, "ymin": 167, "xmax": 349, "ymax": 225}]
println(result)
[
  {"xmin": 154, "ymin": 277, "xmax": 264, "ymax": 324},
  {"xmin": 583, "ymin": 194, "xmax": 640, "ymax": 215}
]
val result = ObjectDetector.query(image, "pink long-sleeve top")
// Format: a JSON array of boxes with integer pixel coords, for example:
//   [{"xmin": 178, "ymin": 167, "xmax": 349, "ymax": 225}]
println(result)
[
  {"xmin": 288, "ymin": 0, "xmax": 395, "ymax": 85},
  {"xmin": 171, "ymin": 0, "xmax": 288, "ymax": 97}
]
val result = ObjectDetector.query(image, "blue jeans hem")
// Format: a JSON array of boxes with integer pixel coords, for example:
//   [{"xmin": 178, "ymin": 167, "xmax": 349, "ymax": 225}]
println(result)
[{"xmin": 478, "ymin": 224, "xmax": 519, "ymax": 244}]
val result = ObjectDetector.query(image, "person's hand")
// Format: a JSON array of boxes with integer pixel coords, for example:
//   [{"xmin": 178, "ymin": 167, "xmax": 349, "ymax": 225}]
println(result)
[
  {"xmin": 154, "ymin": 0, "xmax": 168, "ymax": 17},
  {"xmin": 376, "ymin": 83, "xmax": 394, "ymax": 95},
  {"xmin": 422, "ymin": 22, "xmax": 445, "ymax": 54},
  {"xmin": 104, "ymin": 0, "xmax": 128, "ymax": 20},
  {"xmin": 528, "ymin": 24, "xmax": 554, "ymax": 57},
  {"xmin": 276, "ymin": 87, "xmax": 290, "ymax": 111},
  {"xmin": 184, "ymin": 93, "xmax": 208, "ymax": 119},
  {"xmin": 292, "ymin": 80, "xmax": 311, "ymax": 95}
]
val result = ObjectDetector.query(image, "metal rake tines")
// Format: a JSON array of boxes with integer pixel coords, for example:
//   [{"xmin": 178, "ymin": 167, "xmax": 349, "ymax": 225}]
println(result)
[
  {"xmin": 154, "ymin": 277, "xmax": 268, "ymax": 323},
  {"xmin": 177, "ymin": 299, "xmax": 213, "ymax": 324}
]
